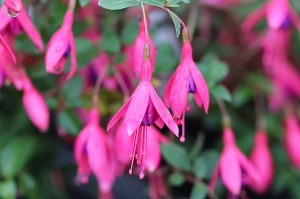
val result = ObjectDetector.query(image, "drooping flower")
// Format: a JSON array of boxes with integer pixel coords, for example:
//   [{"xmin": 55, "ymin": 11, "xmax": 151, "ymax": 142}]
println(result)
[
  {"xmin": 75, "ymin": 108, "xmax": 108, "ymax": 184},
  {"xmin": 164, "ymin": 29, "xmax": 209, "ymax": 142},
  {"xmin": 45, "ymin": 10, "xmax": 76, "ymax": 79},
  {"xmin": 132, "ymin": 18, "xmax": 156, "ymax": 77},
  {"xmin": 22, "ymin": 72, "xmax": 50, "ymax": 131},
  {"xmin": 284, "ymin": 113, "xmax": 300, "ymax": 169},
  {"xmin": 241, "ymin": 0, "xmax": 300, "ymax": 32},
  {"xmin": 75, "ymin": 108, "xmax": 117, "ymax": 196},
  {"xmin": 0, "ymin": 4, "xmax": 44, "ymax": 52},
  {"xmin": 107, "ymin": 43, "xmax": 178, "ymax": 179},
  {"xmin": 247, "ymin": 130, "xmax": 274, "ymax": 193},
  {"xmin": 5, "ymin": 0, "xmax": 22, "ymax": 16},
  {"xmin": 209, "ymin": 128, "xmax": 262, "ymax": 196}
]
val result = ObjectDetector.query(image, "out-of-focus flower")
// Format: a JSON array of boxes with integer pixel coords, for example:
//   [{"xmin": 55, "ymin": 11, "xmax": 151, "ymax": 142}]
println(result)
[
  {"xmin": 247, "ymin": 130, "xmax": 274, "ymax": 193},
  {"xmin": 209, "ymin": 128, "xmax": 262, "ymax": 196},
  {"xmin": 45, "ymin": 10, "xmax": 76, "ymax": 79},
  {"xmin": 22, "ymin": 72, "xmax": 50, "ymax": 131},
  {"xmin": 164, "ymin": 30, "xmax": 209, "ymax": 142},
  {"xmin": 0, "ymin": 4, "xmax": 44, "ymax": 51},
  {"xmin": 5, "ymin": 0, "xmax": 22, "ymax": 15},
  {"xmin": 241, "ymin": 0, "xmax": 300, "ymax": 32},
  {"xmin": 75, "ymin": 108, "xmax": 117, "ymax": 196},
  {"xmin": 132, "ymin": 19, "xmax": 156, "ymax": 77}
]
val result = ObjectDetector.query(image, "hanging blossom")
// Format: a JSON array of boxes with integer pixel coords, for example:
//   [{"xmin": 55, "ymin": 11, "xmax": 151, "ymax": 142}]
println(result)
[
  {"xmin": 164, "ymin": 29, "xmax": 209, "ymax": 142},
  {"xmin": 4, "ymin": 0, "xmax": 22, "ymax": 17},
  {"xmin": 284, "ymin": 112, "xmax": 300, "ymax": 169},
  {"xmin": 241, "ymin": 0, "xmax": 300, "ymax": 32},
  {"xmin": 21, "ymin": 70, "xmax": 50, "ymax": 131},
  {"xmin": 208, "ymin": 128, "xmax": 262, "ymax": 197},
  {"xmin": 45, "ymin": 0, "xmax": 76, "ymax": 79},
  {"xmin": 247, "ymin": 130, "xmax": 274, "ymax": 194},
  {"xmin": 75, "ymin": 108, "xmax": 117, "ymax": 195},
  {"xmin": 0, "ymin": 3, "xmax": 44, "ymax": 52},
  {"xmin": 107, "ymin": 43, "xmax": 179, "ymax": 179}
]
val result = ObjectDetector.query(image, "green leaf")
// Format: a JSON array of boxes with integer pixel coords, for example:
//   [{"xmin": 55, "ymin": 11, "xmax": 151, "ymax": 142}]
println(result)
[
  {"xmin": 190, "ymin": 184, "xmax": 207, "ymax": 199},
  {"xmin": 0, "ymin": 137, "xmax": 37, "ymax": 178},
  {"xmin": 211, "ymin": 85, "xmax": 232, "ymax": 102},
  {"xmin": 19, "ymin": 173, "xmax": 38, "ymax": 199},
  {"xmin": 75, "ymin": 37, "xmax": 99, "ymax": 68},
  {"xmin": 137, "ymin": 0, "xmax": 164, "ymax": 7},
  {"xmin": 161, "ymin": 143, "xmax": 191, "ymax": 171},
  {"xmin": 57, "ymin": 110, "xmax": 82, "ymax": 135},
  {"xmin": 168, "ymin": 172, "xmax": 185, "ymax": 186},
  {"xmin": 197, "ymin": 54, "xmax": 229, "ymax": 87},
  {"xmin": 98, "ymin": 0, "xmax": 139, "ymax": 10},
  {"xmin": 167, "ymin": 9, "xmax": 181, "ymax": 38},
  {"xmin": 232, "ymin": 85, "xmax": 254, "ymax": 107},
  {"xmin": 79, "ymin": 0, "xmax": 90, "ymax": 6},
  {"xmin": 121, "ymin": 21, "xmax": 139, "ymax": 44},
  {"xmin": 62, "ymin": 75, "xmax": 83, "ymax": 99},
  {"xmin": 100, "ymin": 29, "xmax": 121, "ymax": 54},
  {"xmin": 0, "ymin": 180, "xmax": 16, "ymax": 199},
  {"xmin": 192, "ymin": 150, "xmax": 219, "ymax": 180},
  {"xmin": 193, "ymin": 157, "xmax": 207, "ymax": 179}
]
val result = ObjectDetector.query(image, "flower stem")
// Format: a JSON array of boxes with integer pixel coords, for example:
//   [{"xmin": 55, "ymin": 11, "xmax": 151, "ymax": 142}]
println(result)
[
  {"xmin": 68, "ymin": 0, "xmax": 76, "ymax": 12},
  {"xmin": 92, "ymin": 66, "xmax": 107, "ymax": 108},
  {"xmin": 254, "ymin": 88, "xmax": 266, "ymax": 131},
  {"xmin": 140, "ymin": 3, "xmax": 149, "ymax": 43},
  {"xmin": 215, "ymin": 98, "xmax": 231, "ymax": 128}
]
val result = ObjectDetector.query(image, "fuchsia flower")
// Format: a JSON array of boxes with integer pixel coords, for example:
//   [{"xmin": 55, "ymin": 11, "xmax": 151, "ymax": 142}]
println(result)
[
  {"xmin": 132, "ymin": 19, "xmax": 156, "ymax": 77},
  {"xmin": 242, "ymin": 0, "xmax": 300, "ymax": 32},
  {"xmin": 209, "ymin": 128, "xmax": 262, "ymax": 196},
  {"xmin": 0, "ymin": 5, "xmax": 44, "ymax": 52},
  {"xmin": 75, "ymin": 107, "xmax": 117, "ymax": 194},
  {"xmin": 75, "ymin": 108, "xmax": 108, "ymax": 184},
  {"xmin": 22, "ymin": 72, "xmax": 50, "ymax": 131},
  {"xmin": 5, "ymin": 0, "xmax": 22, "ymax": 16},
  {"xmin": 45, "ymin": 10, "xmax": 76, "ymax": 79},
  {"xmin": 164, "ymin": 30, "xmax": 209, "ymax": 142},
  {"xmin": 248, "ymin": 130, "xmax": 274, "ymax": 193},
  {"xmin": 284, "ymin": 113, "xmax": 300, "ymax": 169},
  {"xmin": 107, "ymin": 43, "xmax": 178, "ymax": 179}
]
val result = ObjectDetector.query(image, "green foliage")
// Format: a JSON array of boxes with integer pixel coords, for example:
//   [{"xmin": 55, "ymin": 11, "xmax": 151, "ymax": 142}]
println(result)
[
  {"xmin": 190, "ymin": 184, "xmax": 207, "ymax": 199},
  {"xmin": 161, "ymin": 143, "xmax": 192, "ymax": 171}
]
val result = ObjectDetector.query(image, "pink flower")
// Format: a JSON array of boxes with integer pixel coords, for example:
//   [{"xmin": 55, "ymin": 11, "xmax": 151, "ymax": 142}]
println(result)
[
  {"xmin": 284, "ymin": 113, "xmax": 300, "ymax": 169},
  {"xmin": 209, "ymin": 128, "xmax": 262, "ymax": 196},
  {"xmin": 22, "ymin": 74, "xmax": 50, "ymax": 131},
  {"xmin": 0, "ymin": 4, "xmax": 44, "ymax": 52},
  {"xmin": 241, "ymin": 0, "xmax": 300, "ymax": 32},
  {"xmin": 132, "ymin": 19, "xmax": 156, "ymax": 77},
  {"xmin": 107, "ymin": 44, "xmax": 178, "ymax": 178},
  {"xmin": 247, "ymin": 130, "xmax": 274, "ymax": 193},
  {"xmin": 45, "ymin": 10, "xmax": 76, "ymax": 79},
  {"xmin": 164, "ymin": 33, "xmax": 209, "ymax": 142},
  {"xmin": 5, "ymin": 0, "xmax": 22, "ymax": 14},
  {"xmin": 75, "ymin": 108, "xmax": 117, "ymax": 195},
  {"xmin": 75, "ymin": 108, "xmax": 108, "ymax": 184}
]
